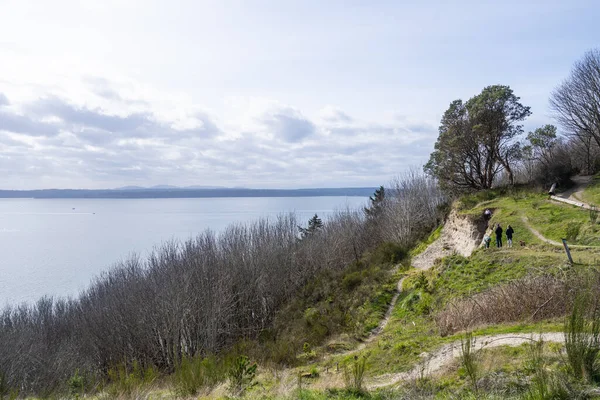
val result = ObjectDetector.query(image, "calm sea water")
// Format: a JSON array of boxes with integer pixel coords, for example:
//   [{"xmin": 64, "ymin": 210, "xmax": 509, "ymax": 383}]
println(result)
[{"xmin": 0, "ymin": 196, "xmax": 367, "ymax": 305}]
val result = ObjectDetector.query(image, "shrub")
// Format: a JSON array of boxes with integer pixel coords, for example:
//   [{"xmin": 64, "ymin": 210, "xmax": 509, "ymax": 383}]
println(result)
[
  {"xmin": 565, "ymin": 222, "xmax": 582, "ymax": 241},
  {"xmin": 564, "ymin": 291, "xmax": 600, "ymax": 383},
  {"xmin": 342, "ymin": 272, "xmax": 363, "ymax": 290},
  {"xmin": 343, "ymin": 355, "xmax": 367, "ymax": 392},
  {"xmin": 106, "ymin": 361, "xmax": 157, "ymax": 397},
  {"xmin": 522, "ymin": 339, "xmax": 571, "ymax": 400},
  {"xmin": 173, "ymin": 355, "xmax": 225, "ymax": 396},
  {"xmin": 370, "ymin": 242, "xmax": 408, "ymax": 265},
  {"xmin": 68, "ymin": 370, "xmax": 85, "ymax": 398},
  {"xmin": 460, "ymin": 332, "xmax": 479, "ymax": 392},
  {"xmin": 227, "ymin": 356, "xmax": 257, "ymax": 396},
  {"xmin": 590, "ymin": 205, "xmax": 598, "ymax": 225}
]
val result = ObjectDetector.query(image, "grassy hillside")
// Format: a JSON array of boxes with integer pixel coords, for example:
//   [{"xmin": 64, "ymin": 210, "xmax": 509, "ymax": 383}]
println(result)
[
  {"xmin": 582, "ymin": 174, "xmax": 600, "ymax": 206},
  {"xmin": 20, "ymin": 186, "xmax": 600, "ymax": 399},
  {"xmin": 247, "ymin": 187, "xmax": 600, "ymax": 399}
]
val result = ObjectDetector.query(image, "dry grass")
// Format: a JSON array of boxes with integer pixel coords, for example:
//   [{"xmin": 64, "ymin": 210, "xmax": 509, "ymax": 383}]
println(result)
[{"xmin": 436, "ymin": 274, "xmax": 574, "ymax": 335}]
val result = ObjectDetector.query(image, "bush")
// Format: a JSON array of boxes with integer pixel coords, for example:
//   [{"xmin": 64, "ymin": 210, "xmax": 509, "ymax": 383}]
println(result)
[
  {"xmin": 590, "ymin": 206, "xmax": 598, "ymax": 225},
  {"xmin": 227, "ymin": 356, "xmax": 257, "ymax": 396},
  {"xmin": 106, "ymin": 361, "xmax": 157, "ymax": 397},
  {"xmin": 564, "ymin": 291, "xmax": 600, "ymax": 383},
  {"xmin": 343, "ymin": 355, "xmax": 367, "ymax": 392},
  {"xmin": 565, "ymin": 222, "xmax": 582, "ymax": 241},
  {"xmin": 342, "ymin": 272, "xmax": 363, "ymax": 290},
  {"xmin": 173, "ymin": 355, "xmax": 225, "ymax": 396},
  {"xmin": 460, "ymin": 332, "xmax": 479, "ymax": 392},
  {"xmin": 370, "ymin": 242, "xmax": 408, "ymax": 266},
  {"xmin": 67, "ymin": 370, "xmax": 85, "ymax": 398},
  {"xmin": 522, "ymin": 339, "xmax": 571, "ymax": 400}
]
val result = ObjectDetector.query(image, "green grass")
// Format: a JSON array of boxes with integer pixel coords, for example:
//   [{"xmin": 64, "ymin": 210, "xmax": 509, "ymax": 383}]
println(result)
[
  {"xmin": 275, "ymin": 188, "xmax": 600, "ymax": 398},
  {"xmin": 317, "ymin": 247, "xmax": 574, "ymax": 379},
  {"xmin": 464, "ymin": 190, "xmax": 600, "ymax": 247},
  {"xmin": 581, "ymin": 174, "xmax": 600, "ymax": 206},
  {"xmin": 266, "ymin": 242, "xmax": 409, "ymax": 366}
]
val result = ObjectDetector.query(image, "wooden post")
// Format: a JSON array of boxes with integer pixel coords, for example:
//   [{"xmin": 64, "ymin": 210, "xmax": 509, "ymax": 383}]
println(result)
[{"xmin": 562, "ymin": 239, "xmax": 573, "ymax": 264}]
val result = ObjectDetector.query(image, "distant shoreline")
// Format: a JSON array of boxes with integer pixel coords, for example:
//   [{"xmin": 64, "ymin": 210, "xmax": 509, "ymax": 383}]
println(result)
[{"xmin": 0, "ymin": 187, "xmax": 376, "ymax": 199}]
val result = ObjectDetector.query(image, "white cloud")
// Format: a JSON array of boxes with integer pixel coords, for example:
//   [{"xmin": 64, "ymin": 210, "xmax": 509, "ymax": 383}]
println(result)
[{"xmin": 0, "ymin": 79, "xmax": 437, "ymax": 189}]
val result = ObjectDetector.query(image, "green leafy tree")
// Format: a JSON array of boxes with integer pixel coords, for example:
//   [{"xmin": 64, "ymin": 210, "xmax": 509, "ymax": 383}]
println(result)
[
  {"xmin": 364, "ymin": 186, "xmax": 386, "ymax": 218},
  {"xmin": 525, "ymin": 124, "xmax": 558, "ymax": 166},
  {"xmin": 298, "ymin": 214, "xmax": 323, "ymax": 238},
  {"xmin": 425, "ymin": 85, "xmax": 531, "ymax": 192}
]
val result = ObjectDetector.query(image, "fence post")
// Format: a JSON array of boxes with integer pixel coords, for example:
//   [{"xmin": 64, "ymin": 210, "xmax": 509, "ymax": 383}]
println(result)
[{"xmin": 562, "ymin": 239, "xmax": 573, "ymax": 264}]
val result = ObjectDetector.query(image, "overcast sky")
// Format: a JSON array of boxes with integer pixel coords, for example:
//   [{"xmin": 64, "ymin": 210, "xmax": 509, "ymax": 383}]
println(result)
[{"xmin": 0, "ymin": 0, "xmax": 598, "ymax": 189}]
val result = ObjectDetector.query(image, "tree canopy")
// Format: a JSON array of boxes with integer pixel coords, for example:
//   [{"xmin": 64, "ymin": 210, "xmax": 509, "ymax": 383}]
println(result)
[
  {"xmin": 298, "ymin": 214, "xmax": 323, "ymax": 238},
  {"xmin": 364, "ymin": 186, "xmax": 386, "ymax": 219},
  {"xmin": 425, "ymin": 85, "xmax": 530, "ymax": 192}
]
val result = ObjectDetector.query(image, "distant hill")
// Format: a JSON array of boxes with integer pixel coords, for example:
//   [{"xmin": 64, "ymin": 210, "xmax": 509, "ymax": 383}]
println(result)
[
  {"xmin": 115, "ymin": 185, "xmax": 233, "ymax": 190},
  {"xmin": 0, "ymin": 187, "xmax": 376, "ymax": 199}
]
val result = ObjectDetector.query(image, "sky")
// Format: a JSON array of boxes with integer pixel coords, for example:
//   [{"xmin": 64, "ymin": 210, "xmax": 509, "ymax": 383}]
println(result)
[{"xmin": 0, "ymin": 0, "xmax": 598, "ymax": 190}]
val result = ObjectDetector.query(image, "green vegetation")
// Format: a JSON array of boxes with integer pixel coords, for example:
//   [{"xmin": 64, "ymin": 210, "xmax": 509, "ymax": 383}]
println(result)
[
  {"xmin": 14, "ymin": 48, "xmax": 600, "ymax": 399},
  {"xmin": 269, "ymin": 241, "xmax": 408, "ymax": 360},
  {"xmin": 425, "ymin": 85, "xmax": 530, "ymax": 191},
  {"xmin": 464, "ymin": 190, "xmax": 600, "ymax": 247},
  {"xmin": 582, "ymin": 174, "xmax": 600, "ymax": 206}
]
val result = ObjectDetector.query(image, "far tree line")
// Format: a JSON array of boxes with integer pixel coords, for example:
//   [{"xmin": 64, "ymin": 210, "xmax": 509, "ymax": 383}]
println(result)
[{"xmin": 425, "ymin": 48, "xmax": 600, "ymax": 193}]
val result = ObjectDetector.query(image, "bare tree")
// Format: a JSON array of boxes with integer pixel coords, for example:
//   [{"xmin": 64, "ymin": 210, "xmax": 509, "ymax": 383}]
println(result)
[{"xmin": 550, "ymin": 49, "xmax": 600, "ymax": 149}]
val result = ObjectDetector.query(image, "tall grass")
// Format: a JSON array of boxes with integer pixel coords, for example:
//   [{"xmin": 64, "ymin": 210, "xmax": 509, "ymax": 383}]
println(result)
[
  {"xmin": 564, "ymin": 290, "xmax": 600, "ymax": 383},
  {"xmin": 460, "ymin": 332, "xmax": 479, "ymax": 392},
  {"xmin": 343, "ymin": 355, "xmax": 368, "ymax": 393},
  {"xmin": 173, "ymin": 355, "xmax": 225, "ymax": 396},
  {"xmin": 522, "ymin": 339, "xmax": 570, "ymax": 400}
]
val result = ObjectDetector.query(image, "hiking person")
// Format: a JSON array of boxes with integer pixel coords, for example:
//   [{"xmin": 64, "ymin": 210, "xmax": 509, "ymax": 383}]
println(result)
[
  {"xmin": 495, "ymin": 223, "xmax": 503, "ymax": 248},
  {"xmin": 506, "ymin": 225, "xmax": 514, "ymax": 248},
  {"xmin": 482, "ymin": 231, "xmax": 492, "ymax": 248},
  {"xmin": 484, "ymin": 209, "xmax": 492, "ymax": 220}
]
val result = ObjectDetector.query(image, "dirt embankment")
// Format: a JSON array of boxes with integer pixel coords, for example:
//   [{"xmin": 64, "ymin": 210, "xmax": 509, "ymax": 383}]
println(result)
[{"xmin": 412, "ymin": 209, "xmax": 486, "ymax": 270}]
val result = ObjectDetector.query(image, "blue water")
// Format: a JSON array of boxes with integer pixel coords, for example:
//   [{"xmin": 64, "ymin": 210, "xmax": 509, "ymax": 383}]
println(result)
[{"xmin": 0, "ymin": 196, "xmax": 366, "ymax": 305}]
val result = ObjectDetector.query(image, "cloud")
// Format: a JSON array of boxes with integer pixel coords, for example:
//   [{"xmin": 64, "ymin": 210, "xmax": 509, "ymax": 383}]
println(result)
[
  {"xmin": 0, "ymin": 93, "xmax": 8, "ymax": 106},
  {"xmin": 29, "ymin": 96, "xmax": 151, "ymax": 133},
  {"xmin": 319, "ymin": 106, "xmax": 353, "ymax": 123},
  {"xmin": 0, "ymin": 109, "xmax": 60, "ymax": 137},
  {"xmin": 262, "ymin": 106, "xmax": 316, "ymax": 143},
  {"xmin": 0, "ymin": 80, "xmax": 437, "ymax": 189}
]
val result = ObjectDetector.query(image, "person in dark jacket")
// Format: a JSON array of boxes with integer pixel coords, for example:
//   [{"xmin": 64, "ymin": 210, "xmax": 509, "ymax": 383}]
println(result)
[
  {"xmin": 495, "ymin": 224, "xmax": 503, "ymax": 248},
  {"xmin": 506, "ymin": 225, "xmax": 514, "ymax": 248}
]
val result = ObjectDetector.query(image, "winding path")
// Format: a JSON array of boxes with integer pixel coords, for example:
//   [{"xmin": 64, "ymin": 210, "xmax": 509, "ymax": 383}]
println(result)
[
  {"xmin": 367, "ymin": 332, "xmax": 563, "ymax": 389},
  {"xmin": 551, "ymin": 175, "xmax": 595, "ymax": 210},
  {"xmin": 520, "ymin": 212, "xmax": 599, "ymax": 250}
]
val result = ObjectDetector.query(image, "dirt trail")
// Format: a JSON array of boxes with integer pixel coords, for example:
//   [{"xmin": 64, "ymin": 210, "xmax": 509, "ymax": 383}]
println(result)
[
  {"xmin": 520, "ymin": 215, "xmax": 563, "ymax": 247},
  {"xmin": 367, "ymin": 332, "xmax": 563, "ymax": 389},
  {"xmin": 520, "ymin": 213, "xmax": 599, "ymax": 249},
  {"xmin": 557, "ymin": 175, "xmax": 593, "ymax": 202},
  {"xmin": 551, "ymin": 175, "xmax": 594, "ymax": 209}
]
